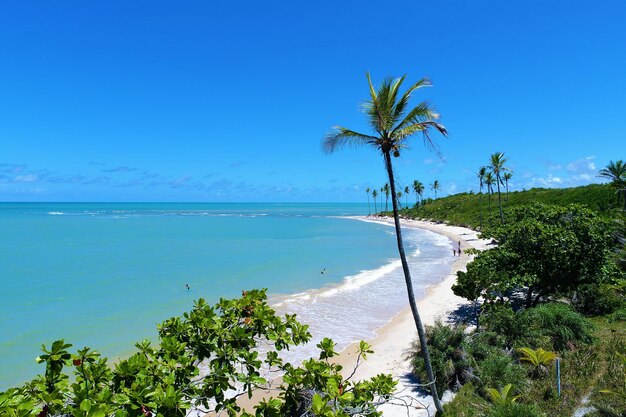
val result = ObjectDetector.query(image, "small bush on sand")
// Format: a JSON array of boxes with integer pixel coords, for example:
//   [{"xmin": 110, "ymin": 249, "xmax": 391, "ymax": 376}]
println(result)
[{"xmin": 409, "ymin": 321, "xmax": 472, "ymax": 396}]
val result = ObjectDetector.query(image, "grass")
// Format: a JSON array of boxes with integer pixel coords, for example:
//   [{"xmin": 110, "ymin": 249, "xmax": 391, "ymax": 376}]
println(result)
[{"xmin": 442, "ymin": 316, "xmax": 626, "ymax": 416}]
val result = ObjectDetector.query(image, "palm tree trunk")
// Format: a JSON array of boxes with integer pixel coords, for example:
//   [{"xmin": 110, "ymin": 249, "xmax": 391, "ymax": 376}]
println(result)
[
  {"xmin": 479, "ymin": 186, "xmax": 483, "ymax": 230},
  {"xmin": 496, "ymin": 176, "xmax": 504, "ymax": 224},
  {"xmin": 367, "ymin": 194, "xmax": 371, "ymax": 216},
  {"xmin": 374, "ymin": 197, "xmax": 377, "ymax": 215},
  {"xmin": 383, "ymin": 151, "xmax": 443, "ymax": 413},
  {"xmin": 505, "ymin": 181, "xmax": 509, "ymax": 201},
  {"xmin": 488, "ymin": 190, "xmax": 492, "ymax": 224}
]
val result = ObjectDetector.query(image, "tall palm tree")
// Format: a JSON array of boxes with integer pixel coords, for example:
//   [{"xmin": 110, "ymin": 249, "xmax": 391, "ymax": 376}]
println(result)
[
  {"xmin": 372, "ymin": 189, "xmax": 378, "ymax": 215},
  {"xmin": 503, "ymin": 172, "xmax": 513, "ymax": 201},
  {"xmin": 488, "ymin": 152, "xmax": 510, "ymax": 224},
  {"xmin": 365, "ymin": 187, "xmax": 371, "ymax": 216},
  {"xmin": 404, "ymin": 186, "xmax": 410, "ymax": 208},
  {"xmin": 431, "ymin": 180, "xmax": 440, "ymax": 199},
  {"xmin": 477, "ymin": 167, "xmax": 487, "ymax": 230},
  {"xmin": 485, "ymin": 171, "xmax": 495, "ymax": 221},
  {"xmin": 397, "ymin": 191, "xmax": 403, "ymax": 210},
  {"xmin": 415, "ymin": 180, "xmax": 425, "ymax": 206},
  {"xmin": 412, "ymin": 180, "xmax": 424, "ymax": 206},
  {"xmin": 323, "ymin": 72, "xmax": 447, "ymax": 412},
  {"xmin": 599, "ymin": 160, "xmax": 626, "ymax": 209},
  {"xmin": 383, "ymin": 183, "xmax": 390, "ymax": 213}
]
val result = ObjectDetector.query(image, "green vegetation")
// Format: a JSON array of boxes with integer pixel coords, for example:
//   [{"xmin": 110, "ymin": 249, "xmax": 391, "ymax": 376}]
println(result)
[
  {"xmin": 323, "ymin": 72, "xmax": 448, "ymax": 413},
  {"xmin": 406, "ymin": 183, "xmax": 617, "ymax": 229},
  {"xmin": 453, "ymin": 204, "xmax": 619, "ymax": 311},
  {"xmin": 404, "ymin": 158, "xmax": 626, "ymax": 416},
  {"xmin": 0, "ymin": 290, "xmax": 396, "ymax": 417}
]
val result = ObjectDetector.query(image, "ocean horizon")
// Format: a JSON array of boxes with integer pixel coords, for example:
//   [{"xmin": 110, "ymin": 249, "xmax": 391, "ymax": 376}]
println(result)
[{"xmin": 0, "ymin": 202, "xmax": 453, "ymax": 389}]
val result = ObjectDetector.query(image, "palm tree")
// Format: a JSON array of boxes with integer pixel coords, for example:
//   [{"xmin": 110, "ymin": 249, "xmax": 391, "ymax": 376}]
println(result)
[
  {"xmin": 503, "ymin": 172, "xmax": 513, "ymax": 201},
  {"xmin": 383, "ymin": 183, "xmax": 390, "ymax": 213},
  {"xmin": 477, "ymin": 167, "xmax": 487, "ymax": 230},
  {"xmin": 431, "ymin": 180, "xmax": 440, "ymax": 199},
  {"xmin": 599, "ymin": 160, "xmax": 626, "ymax": 209},
  {"xmin": 485, "ymin": 171, "xmax": 495, "ymax": 221},
  {"xmin": 413, "ymin": 180, "xmax": 424, "ymax": 206},
  {"xmin": 372, "ymin": 189, "xmax": 378, "ymax": 215},
  {"xmin": 404, "ymin": 186, "xmax": 410, "ymax": 208},
  {"xmin": 323, "ymin": 72, "xmax": 447, "ymax": 412},
  {"xmin": 488, "ymin": 152, "xmax": 510, "ymax": 224},
  {"xmin": 365, "ymin": 187, "xmax": 371, "ymax": 216}
]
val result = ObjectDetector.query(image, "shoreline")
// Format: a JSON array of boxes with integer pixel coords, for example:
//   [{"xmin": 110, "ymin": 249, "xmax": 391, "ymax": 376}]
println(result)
[{"xmin": 238, "ymin": 217, "xmax": 491, "ymax": 416}]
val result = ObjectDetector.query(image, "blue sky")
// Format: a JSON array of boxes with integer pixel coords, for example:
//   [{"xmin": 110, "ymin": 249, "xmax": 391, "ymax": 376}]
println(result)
[{"xmin": 1, "ymin": 1, "xmax": 625, "ymax": 202}]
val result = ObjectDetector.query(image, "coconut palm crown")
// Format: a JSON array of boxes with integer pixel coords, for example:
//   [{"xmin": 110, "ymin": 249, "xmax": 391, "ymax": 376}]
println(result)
[
  {"xmin": 413, "ymin": 180, "xmax": 425, "ymax": 206},
  {"xmin": 323, "ymin": 72, "xmax": 447, "ymax": 412},
  {"xmin": 488, "ymin": 152, "xmax": 510, "ymax": 224},
  {"xmin": 599, "ymin": 159, "xmax": 626, "ymax": 209}
]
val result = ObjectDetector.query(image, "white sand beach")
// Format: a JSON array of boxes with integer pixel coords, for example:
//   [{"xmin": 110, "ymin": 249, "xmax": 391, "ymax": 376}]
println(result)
[
  {"xmin": 239, "ymin": 219, "xmax": 491, "ymax": 416},
  {"xmin": 333, "ymin": 218, "xmax": 491, "ymax": 416}
]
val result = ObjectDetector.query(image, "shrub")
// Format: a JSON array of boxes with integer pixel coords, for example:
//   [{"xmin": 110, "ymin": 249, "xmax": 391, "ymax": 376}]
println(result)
[
  {"xmin": 476, "ymin": 351, "xmax": 527, "ymax": 393},
  {"xmin": 487, "ymin": 402, "xmax": 542, "ymax": 417},
  {"xmin": 409, "ymin": 321, "xmax": 472, "ymax": 396},
  {"xmin": 523, "ymin": 303, "xmax": 594, "ymax": 351},
  {"xmin": 466, "ymin": 331, "xmax": 507, "ymax": 363},
  {"xmin": 483, "ymin": 303, "xmax": 594, "ymax": 351},
  {"xmin": 517, "ymin": 348, "xmax": 556, "ymax": 378},
  {"xmin": 573, "ymin": 282, "xmax": 625, "ymax": 316},
  {"xmin": 442, "ymin": 383, "xmax": 489, "ymax": 417}
]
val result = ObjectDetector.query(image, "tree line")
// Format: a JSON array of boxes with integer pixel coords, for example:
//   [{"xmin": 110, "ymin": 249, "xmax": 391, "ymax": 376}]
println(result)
[{"xmin": 365, "ymin": 179, "xmax": 440, "ymax": 215}]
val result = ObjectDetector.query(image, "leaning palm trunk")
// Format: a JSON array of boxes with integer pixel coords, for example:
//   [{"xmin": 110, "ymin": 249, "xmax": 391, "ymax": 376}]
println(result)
[{"xmin": 384, "ymin": 151, "xmax": 443, "ymax": 411}]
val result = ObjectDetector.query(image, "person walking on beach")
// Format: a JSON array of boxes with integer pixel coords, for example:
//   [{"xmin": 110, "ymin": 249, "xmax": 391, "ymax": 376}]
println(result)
[{"xmin": 453, "ymin": 248, "xmax": 456, "ymax": 257}]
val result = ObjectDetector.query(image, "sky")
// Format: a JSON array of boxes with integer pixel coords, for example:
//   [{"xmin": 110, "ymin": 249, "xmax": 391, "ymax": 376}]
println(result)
[{"xmin": 1, "ymin": 1, "xmax": 625, "ymax": 202}]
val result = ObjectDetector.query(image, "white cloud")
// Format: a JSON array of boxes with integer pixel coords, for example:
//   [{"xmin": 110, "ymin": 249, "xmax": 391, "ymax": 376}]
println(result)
[
  {"xmin": 566, "ymin": 156, "xmax": 596, "ymax": 173},
  {"xmin": 14, "ymin": 174, "xmax": 38, "ymax": 183}
]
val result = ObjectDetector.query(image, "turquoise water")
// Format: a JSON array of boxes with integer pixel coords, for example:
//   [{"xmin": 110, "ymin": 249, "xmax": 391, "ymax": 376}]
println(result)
[{"xmin": 0, "ymin": 203, "xmax": 452, "ymax": 389}]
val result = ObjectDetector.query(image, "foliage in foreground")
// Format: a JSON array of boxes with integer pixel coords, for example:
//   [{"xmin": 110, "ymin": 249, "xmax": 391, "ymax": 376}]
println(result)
[{"xmin": 0, "ymin": 290, "xmax": 396, "ymax": 417}]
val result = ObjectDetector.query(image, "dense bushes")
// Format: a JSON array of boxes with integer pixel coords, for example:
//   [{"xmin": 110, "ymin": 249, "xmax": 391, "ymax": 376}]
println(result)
[
  {"xmin": 482, "ymin": 303, "xmax": 593, "ymax": 351},
  {"xmin": 408, "ymin": 321, "xmax": 472, "ymax": 396},
  {"xmin": 456, "ymin": 204, "xmax": 620, "ymax": 310},
  {"xmin": 475, "ymin": 352, "xmax": 526, "ymax": 393},
  {"xmin": 413, "ymin": 303, "xmax": 596, "ymax": 416},
  {"xmin": 486, "ymin": 403, "xmax": 541, "ymax": 417}
]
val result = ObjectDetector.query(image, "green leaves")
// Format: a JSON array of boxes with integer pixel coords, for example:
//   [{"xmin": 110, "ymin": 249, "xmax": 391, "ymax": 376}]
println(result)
[
  {"xmin": 517, "ymin": 347, "xmax": 556, "ymax": 367},
  {"xmin": 486, "ymin": 383, "xmax": 519, "ymax": 405},
  {"xmin": 323, "ymin": 73, "xmax": 446, "ymax": 159},
  {"xmin": 453, "ymin": 203, "xmax": 618, "ymax": 310},
  {"xmin": 1, "ymin": 290, "xmax": 397, "ymax": 417}
]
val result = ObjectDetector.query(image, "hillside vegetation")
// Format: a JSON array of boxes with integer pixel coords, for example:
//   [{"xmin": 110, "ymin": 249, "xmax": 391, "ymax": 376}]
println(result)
[{"xmin": 403, "ymin": 183, "xmax": 617, "ymax": 229}]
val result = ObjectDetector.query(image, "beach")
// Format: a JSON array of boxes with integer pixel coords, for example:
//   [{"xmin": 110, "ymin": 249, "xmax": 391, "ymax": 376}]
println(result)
[{"xmin": 239, "ymin": 218, "xmax": 491, "ymax": 416}]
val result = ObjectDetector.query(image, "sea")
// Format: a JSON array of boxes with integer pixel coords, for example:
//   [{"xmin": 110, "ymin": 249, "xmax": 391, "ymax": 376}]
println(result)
[{"xmin": 0, "ymin": 202, "xmax": 454, "ymax": 389}]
